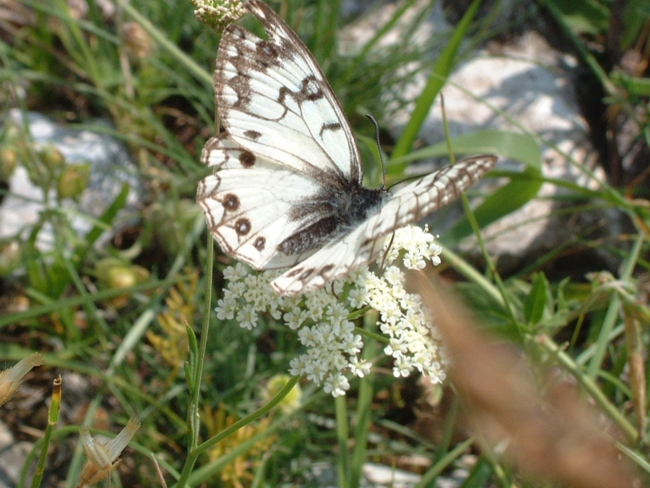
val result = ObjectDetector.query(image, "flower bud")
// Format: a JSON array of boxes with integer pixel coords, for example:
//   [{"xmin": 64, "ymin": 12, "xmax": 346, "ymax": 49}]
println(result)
[
  {"xmin": 95, "ymin": 258, "xmax": 150, "ymax": 308},
  {"xmin": 0, "ymin": 147, "xmax": 17, "ymax": 179},
  {"xmin": 57, "ymin": 163, "xmax": 90, "ymax": 199},
  {"xmin": 121, "ymin": 22, "xmax": 152, "ymax": 60}
]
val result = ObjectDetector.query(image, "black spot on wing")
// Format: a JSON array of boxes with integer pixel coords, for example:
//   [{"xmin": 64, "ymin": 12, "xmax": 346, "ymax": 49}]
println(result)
[
  {"xmin": 235, "ymin": 218, "xmax": 251, "ymax": 236},
  {"xmin": 223, "ymin": 193, "xmax": 240, "ymax": 211},
  {"xmin": 319, "ymin": 122, "xmax": 342, "ymax": 138},
  {"xmin": 254, "ymin": 236, "xmax": 266, "ymax": 251},
  {"xmin": 239, "ymin": 150, "xmax": 256, "ymax": 167},
  {"xmin": 320, "ymin": 264, "xmax": 334, "ymax": 277},
  {"xmin": 300, "ymin": 75, "xmax": 324, "ymax": 101}
]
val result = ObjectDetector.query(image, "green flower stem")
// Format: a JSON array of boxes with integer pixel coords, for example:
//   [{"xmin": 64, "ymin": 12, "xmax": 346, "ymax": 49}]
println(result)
[
  {"xmin": 30, "ymin": 376, "xmax": 62, "ymax": 488},
  {"xmin": 176, "ymin": 233, "xmax": 216, "ymax": 487},
  {"xmin": 335, "ymin": 394, "xmax": 350, "ymax": 488},
  {"xmin": 440, "ymin": 246, "xmax": 502, "ymax": 306},
  {"xmin": 587, "ymin": 232, "xmax": 643, "ymax": 379},
  {"xmin": 349, "ymin": 312, "xmax": 379, "ymax": 488},
  {"xmin": 173, "ymin": 376, "xmax": 301, "ymax": 487}
]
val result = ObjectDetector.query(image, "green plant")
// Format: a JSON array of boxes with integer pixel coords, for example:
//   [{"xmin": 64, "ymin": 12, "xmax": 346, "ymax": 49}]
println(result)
[{"xmin": 0, "ymin": 0, "xmax": 648, "ymax": 486}]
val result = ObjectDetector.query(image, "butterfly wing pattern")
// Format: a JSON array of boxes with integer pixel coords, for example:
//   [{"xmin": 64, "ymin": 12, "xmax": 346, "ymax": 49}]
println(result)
[{"xmin": 197, "ymin": 0, "xmax": 497, "ymax": 296}]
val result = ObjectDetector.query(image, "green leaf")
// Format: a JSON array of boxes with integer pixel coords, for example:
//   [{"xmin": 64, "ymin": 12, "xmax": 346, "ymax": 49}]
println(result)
[
  {"xmin": 611, "ymin": 72, "xmax": 650, "ymax": 97},
  {"xmin": 541, "ymin": 0, "xmax": 609, "ymax": 35},
  {"xmin": 389, "ymin": 130, "xmax": 541, "ymax": 176},
  {"xmin": 525, "ymin": 273, "xmax": 550, "ymax": 325},
  {"xmin": 85, "ymin": 183, "xmax": 130, "ymax": 246}
]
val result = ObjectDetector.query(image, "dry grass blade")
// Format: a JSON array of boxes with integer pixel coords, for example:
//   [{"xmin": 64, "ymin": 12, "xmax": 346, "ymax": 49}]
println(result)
[{"xmin": 409, "ymin": 271, "xmax": 639, "ymax": 488}]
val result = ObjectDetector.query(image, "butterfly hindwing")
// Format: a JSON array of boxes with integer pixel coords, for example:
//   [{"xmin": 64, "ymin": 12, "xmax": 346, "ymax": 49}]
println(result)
[
  {"xmin": 271, "ymin": 155, "xmax": 497, "ymax": 295},
  {"xmin": 198, "ymin": 134, "xmax": 324, "ymax": 270},
  {"xmin": 364, "ymin": 155, "xmax": 498, "ymax": 238},
  {"xmin": 216, "ymin": 0, "xmax": 362, "ymax": 185}
]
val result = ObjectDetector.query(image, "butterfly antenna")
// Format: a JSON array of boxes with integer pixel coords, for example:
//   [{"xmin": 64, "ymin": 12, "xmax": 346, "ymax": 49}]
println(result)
[
  {"xmin": 329, "ymin": 282, "xmax": 340, "ymax": 300},
  {"xmin": 366, "ymin": 114, "xmax": 395, "ymax": 270},
  {"xmin": 365, "ymin": 114, "xmax": 386, "ymax": 188},
  {"xmin": 380, "ymin": 232, "xmax": 396, "ymax": 272}
]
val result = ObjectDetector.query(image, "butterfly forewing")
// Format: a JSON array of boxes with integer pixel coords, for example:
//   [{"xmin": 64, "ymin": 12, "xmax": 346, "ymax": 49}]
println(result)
[
  {"xmin": 198, "ymin": 135, "xmax": 323, "ymax": 270},
  {"xmin": 216, "ymin": 0, "xmax": 362, "ymax": 185}
]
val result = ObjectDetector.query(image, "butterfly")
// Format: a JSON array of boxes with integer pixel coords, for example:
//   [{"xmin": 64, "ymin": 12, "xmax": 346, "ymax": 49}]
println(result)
[{"xmin": 197, "ymin": 0, "xmax": 497, "ymax": 296}]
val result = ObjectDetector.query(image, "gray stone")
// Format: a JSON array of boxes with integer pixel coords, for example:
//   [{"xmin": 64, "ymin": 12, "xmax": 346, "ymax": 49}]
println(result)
[{"xmin": 0, "ymin": 441, "xmax": 33, "ymax": 488}]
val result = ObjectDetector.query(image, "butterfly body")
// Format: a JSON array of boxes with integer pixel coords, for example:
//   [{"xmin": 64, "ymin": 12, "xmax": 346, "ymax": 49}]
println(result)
[
  {"xmin": 198, "ymin": 0, "xmax": 497, "ymax": 295},
  {"xmin": 278, "ymin": 183, "xmax": 388, "ymax": 256}
]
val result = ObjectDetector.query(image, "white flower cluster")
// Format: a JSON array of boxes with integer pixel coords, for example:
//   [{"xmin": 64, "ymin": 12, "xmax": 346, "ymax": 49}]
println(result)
[{"xmin": 214, "ymin": 226, "xmax": 446, "ymax": 396}]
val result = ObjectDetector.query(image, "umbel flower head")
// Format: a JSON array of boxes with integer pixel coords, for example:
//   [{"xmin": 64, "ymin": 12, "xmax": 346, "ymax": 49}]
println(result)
[{"xmin": 216, "ymin": 226, "xmax": 447, "ymax": 397}]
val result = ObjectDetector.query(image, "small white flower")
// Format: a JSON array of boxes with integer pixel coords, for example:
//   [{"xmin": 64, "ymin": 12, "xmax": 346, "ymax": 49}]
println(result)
[
  {"xmin": 215, "ymin": 292, "xmax": 237, "ymax": 320},
  {"xmin": 323, "ymin": 372, "xmax": 350, "ymax": 397},
  {"xmin": 327, "ymin": 303, "xmax": 349, "ymax": 326},
  {"xmin": 384, "ymin": 266, "xmax": 404, "ymax": 285},
  {"xmin": 289, "ymin": 355, "xmax": 308, "ymax": 376},
  {"xmin": 341, "ymin": 332, "xmax": 363, "ymax": 355},
  {"xmin": 306, "ymin": 359, "xmax": 329, "ymax": 383},
  {"xmin": 283, "ymin": 307, "xmax": 302, "ymax": 330},
  {"xmin": 223, "ymin": 262, "xmax": 248, "ymax": 282},
  {"xmin": 348, "ymin": 357, "xmax": 371, "ymax": 377},
  {"xmin": 298, "ymin": 326, "xmax": 318, "ymax": 347},
  {"xmin": 229, "ymin": 280, "xmax": 247, "ymax": 297},
  {"xmin": 236, "ymin": 304, "xmax": 257, "ymax": 330},
  {"xmin": 346, "ymin": 286, "xmax": 367, "ymax": 309}
]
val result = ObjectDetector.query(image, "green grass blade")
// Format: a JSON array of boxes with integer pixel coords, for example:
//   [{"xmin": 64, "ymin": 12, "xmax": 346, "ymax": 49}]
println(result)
[{"xmin": 391, "ymin": 0, "xmax": 484, "ymax": 159}]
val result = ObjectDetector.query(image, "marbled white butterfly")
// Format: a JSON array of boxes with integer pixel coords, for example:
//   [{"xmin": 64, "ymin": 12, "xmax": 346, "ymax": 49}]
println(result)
[{"xmin": 197, "ymin": 0, "xmax": 497, "ymax": 296}]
